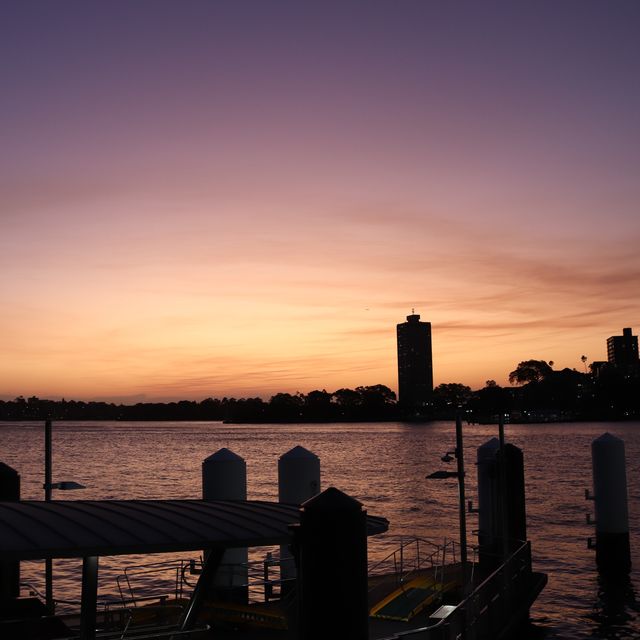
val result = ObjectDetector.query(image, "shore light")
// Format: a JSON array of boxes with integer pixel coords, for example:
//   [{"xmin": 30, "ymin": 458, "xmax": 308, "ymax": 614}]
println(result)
[
  {"xmin": 426, "ymin": 413, "xmax": 469, "ymax": 592},
  {"xmin": 43, "ymin": 419, "xmax": 87, "ymax": 614}
]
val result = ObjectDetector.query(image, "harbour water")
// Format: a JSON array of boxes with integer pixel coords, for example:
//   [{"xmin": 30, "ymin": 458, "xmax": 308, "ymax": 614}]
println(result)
[{"xmin": 1, "ymin": 420, "xmax": 638, "ymax": 639}]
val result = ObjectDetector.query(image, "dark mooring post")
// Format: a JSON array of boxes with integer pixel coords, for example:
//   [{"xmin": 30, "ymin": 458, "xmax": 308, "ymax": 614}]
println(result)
[
  {"xmin": 0, "ymin": 462, "xmax": 21, "ymax": 600},
  {"xmin": 291, "ymin": 487, "xmax": 369, "ymax": 640},
  {"xmin": 476, "ymin": 437, "xmax": 500, "ymax": 571},
  {"xmin": 202, "ymin": 448, "xmax": 248, "ymax": 602},
  {"xmin": 590, "ymin": 433, "xmax": 631, "ymax": 576},
  {"xmin": 500, "ymin": 443, "xmax": 526, "ymax": 551},
  {"xmin": 278, "ymin": 446, "xmax": 321, "ymax": 591}
]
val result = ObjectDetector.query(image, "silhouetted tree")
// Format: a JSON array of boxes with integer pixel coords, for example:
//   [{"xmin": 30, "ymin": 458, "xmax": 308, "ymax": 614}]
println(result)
[
  {"xmin": 200, "ymin": 397, "xmax": 223, "ymax": 420},
  {"xmin": 355, "ymin": 385, "xmax": 397, "ymax": 419},
  {"xmin": 432, "ymin": 383, "xmax": 472, "ymax": 411},
  {"xmin": 581, "ymin": 355, "xmax": 588, "ymax": 372},
  {"xmin": 508, "ymin": 360, "xmax": 554, "ymax": 385},
  {"xmin": 225, "ymin": 397, "xmax": 266, "ymax": 422},
  {"xmin": 359, "ymin": 384, "xmax": 396, "ymax": 404},
  {"xmin": 468, "ymin": 381, "xmax": 512, "ymax": 422},
  {"xmin": 520, "ymin": 368, "xmax": 588, "ymax": 414},
  {"xmin": 304, "ymin": 390, "xmax": 334, "ymax": 421},
  {"xmin": 268, "ymin": 393, "xmax": 304, "ymax": 422},
  {"xmin": 332, "ymin": 388, "xmax": 362, "ymax": 413}
]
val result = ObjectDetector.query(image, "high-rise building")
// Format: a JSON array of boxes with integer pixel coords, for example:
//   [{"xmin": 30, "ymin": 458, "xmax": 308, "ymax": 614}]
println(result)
[
  {"xmin": 607, "ymin": 328, "xmax": 639, "ymax": 367},
  {"xmin": 397, "ymin": 312, "xmax": 433, "ymax": 410}
]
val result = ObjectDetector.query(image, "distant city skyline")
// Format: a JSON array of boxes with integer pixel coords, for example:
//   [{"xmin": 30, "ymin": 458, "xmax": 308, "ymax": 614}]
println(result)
[{"xmin": 2, "ymin": 2, "xmax": 639, "ymax": 402}]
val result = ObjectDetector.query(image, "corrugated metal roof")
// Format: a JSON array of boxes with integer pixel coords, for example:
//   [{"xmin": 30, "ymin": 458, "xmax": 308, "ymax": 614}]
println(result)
[{"xmin": 0, "ymin": 499, "xmax": 389, "ymax": 560}]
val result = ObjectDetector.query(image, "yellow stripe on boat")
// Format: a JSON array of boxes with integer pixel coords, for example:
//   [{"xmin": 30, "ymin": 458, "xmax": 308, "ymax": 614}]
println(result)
[{"xmin": 370, "ymin": 576, "xmax": 458, "ymax": 622}]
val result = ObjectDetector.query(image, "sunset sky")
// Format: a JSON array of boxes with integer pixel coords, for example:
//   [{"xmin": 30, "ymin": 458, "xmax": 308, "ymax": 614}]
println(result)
[{"xmin": 2, "ymin": 1, "xmax": 639, "ymax": 402}]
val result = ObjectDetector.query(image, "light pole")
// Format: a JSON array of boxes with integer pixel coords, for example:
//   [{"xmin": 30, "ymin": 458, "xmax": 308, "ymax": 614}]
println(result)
[
  {"xmin": 43, "ymin": 419, "xmax": 86, "ymax": 613},
  {"xmin": 454, "ymin": 413, "xmax": 468, "ymax": 580},
  {"xmin": 427, "ymin": 413, "xmax": 468, "ymax": 590}
]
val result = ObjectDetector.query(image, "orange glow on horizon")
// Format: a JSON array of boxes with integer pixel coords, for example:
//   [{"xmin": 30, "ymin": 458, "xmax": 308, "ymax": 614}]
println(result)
[{"xmin": 2, "ymin": 3, "xmax": 639, "ymax": 403}]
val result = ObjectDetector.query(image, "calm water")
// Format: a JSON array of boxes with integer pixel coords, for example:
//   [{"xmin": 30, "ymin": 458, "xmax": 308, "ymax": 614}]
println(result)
[{"xmin": 1, "ymin": 420, "xmax": 639, "ymax": 639}]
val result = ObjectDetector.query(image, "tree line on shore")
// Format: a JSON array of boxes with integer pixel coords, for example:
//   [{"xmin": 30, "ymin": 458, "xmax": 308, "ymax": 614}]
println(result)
[
  {"xmin": 0, "ymin": 385, "xmax": 398, "ymax": 422},
  {"xmin": 1, "ymin": 359, "xmax": 639, "ymax": 422}
]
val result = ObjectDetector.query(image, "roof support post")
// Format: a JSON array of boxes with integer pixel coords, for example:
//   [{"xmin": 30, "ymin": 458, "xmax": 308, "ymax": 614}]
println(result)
[
  {"xmin": 80, "ymin": 555, "xmax": 99, "ymax": 640},
  {"xmin": 179, "ymin": 548, "xmax": 224, "ymax": 631},
  {"xmin": 44, "ymin": 419, "xmax": 54, "ymax": 614}
]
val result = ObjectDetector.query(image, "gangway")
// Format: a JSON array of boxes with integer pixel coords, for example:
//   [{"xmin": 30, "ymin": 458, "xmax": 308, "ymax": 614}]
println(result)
[
  {"xmin": 370, "ymin": 573, "xmax": 459, "ymax": 622},
  {"xmin": 368, "ymin": 538, "xmax": 462, "ymax": 622}
]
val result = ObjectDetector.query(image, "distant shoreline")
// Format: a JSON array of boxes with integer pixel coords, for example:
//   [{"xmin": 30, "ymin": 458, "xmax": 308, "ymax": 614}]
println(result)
[
  {"xmin": 2, "ymin": 373, "xmax": 639, "ymax": 422},
  {"xmin": 1, "ymin": 415, "xmax": 637, "ymax": 425}
]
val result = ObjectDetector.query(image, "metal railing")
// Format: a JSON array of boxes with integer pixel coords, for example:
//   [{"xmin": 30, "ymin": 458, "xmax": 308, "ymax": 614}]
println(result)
[
  {"xmin": 115, "ymin": 550, "xmax": 297, "ymax": 607},
  {"xmin": 19, "ymin": 581, "xmax": 134, "ymax": 618},
  {"xmin": 368, "ymin": 537, "xmax": 459, "ymax": 586},
  {"xmin": 380, "ymin": 540, "xmax": 533, "ymax": 640},
  {"xmin": 56, "ymin": 623, "xmax": 210, "ymax": 640},
  {"xmin": 116, "ymin": 558, "xmax": 197, "ymax": 608}
]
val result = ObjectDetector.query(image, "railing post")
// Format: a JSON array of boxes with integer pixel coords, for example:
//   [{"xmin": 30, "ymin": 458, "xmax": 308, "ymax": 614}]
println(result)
[
  {"xmin": 263, "ymin": 553, "xmax": 273, "ymax": 601},
  {"xmin": 44, "ymin": 419, "xmax": 55, "ymax": 614}
]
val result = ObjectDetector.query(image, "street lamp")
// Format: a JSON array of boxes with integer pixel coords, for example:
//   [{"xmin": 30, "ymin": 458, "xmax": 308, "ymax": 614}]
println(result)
[
  {"xmin": 44, "ymin": 481, "xmax": 86, "ymax": 491},
  {"xmin": 43, "ymin": 419, "xmax": 86, "ymax": 613},
  {"xmin": 426, "ymin": 413, "xmax": 468, "ymax": 591},
  {"xmin": 44, "ymin": 419, "xmax": 86, "ymax": 500}
]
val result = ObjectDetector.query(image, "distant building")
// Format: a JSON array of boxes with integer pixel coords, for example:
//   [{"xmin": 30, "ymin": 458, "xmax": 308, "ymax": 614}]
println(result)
[
  {"xmin": 607, "ymin": 328, "xmax": 639, "ymax": 368},
  {"xmin": 589, "ymin": 361, "xmax": 608, "ymax": 378},
  {"xmin": 397, "ymin": 312, "xmax": 433, "ymax": 411}
]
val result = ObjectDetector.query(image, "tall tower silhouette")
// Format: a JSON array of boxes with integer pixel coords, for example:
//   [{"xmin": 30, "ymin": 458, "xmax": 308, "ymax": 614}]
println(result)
[{"xmin": 396, "ymin": 312, "xmax": 433, "ymax": 411}]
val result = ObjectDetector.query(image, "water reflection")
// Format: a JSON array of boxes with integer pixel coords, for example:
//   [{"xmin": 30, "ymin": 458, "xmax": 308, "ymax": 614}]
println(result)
[
  {"xmin": 3, "ymin": 420, "xmax": 640, "ymax": 638},
  {"xmin": 589, "ymin": 573, "xmax": 638, "ymax": 639}
]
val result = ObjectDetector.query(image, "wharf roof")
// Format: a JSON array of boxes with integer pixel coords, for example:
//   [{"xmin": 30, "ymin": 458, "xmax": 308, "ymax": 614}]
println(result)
[{"xmin": 0, "ymin": 499, "xmax": 389, "ymax": 561}]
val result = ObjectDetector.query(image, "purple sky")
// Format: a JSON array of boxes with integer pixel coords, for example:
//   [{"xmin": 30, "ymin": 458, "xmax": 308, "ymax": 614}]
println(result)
[{"xmin": 2, "ymin": 1, "xmax": 639, "ymax": 401}]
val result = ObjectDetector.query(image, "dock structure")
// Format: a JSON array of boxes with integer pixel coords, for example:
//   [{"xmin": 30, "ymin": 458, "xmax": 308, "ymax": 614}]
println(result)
[
  {"xmin": 0, "ymin": 419, "xmax": 547, "ymax": 640},
  {"xmin": 368, "ymin": 541, "xmax": 547, "ymax": 640},
  {"xmin": 0, "ymin": 496, "xmax": 388, "ymax": 639}
]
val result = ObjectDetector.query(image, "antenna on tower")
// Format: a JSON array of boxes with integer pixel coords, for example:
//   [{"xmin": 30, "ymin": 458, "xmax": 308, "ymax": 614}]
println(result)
[{"xmin": 412, "ymin": 308, "xmax": 415, "ymax": 314}]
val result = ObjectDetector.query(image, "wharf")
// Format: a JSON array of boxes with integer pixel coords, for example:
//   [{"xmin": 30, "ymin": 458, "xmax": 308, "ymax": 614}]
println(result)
[
  {"xmin": 1, "ymin": 545, "xmax": 546, "ymax": 640},
  {"xmin": 0, "ymin": 493, "xmax": 546, "ymax": 640},
  {"xmin": 107, "ymin": 555, "xmax": 543, "ymax": 640},
  {"xmin": 0, "ymin": 496, "xmax": 387, "ymax": 640},
  {"xmin": 195, "ymin": 555, "xmax": 546, "ymax": 640}
]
